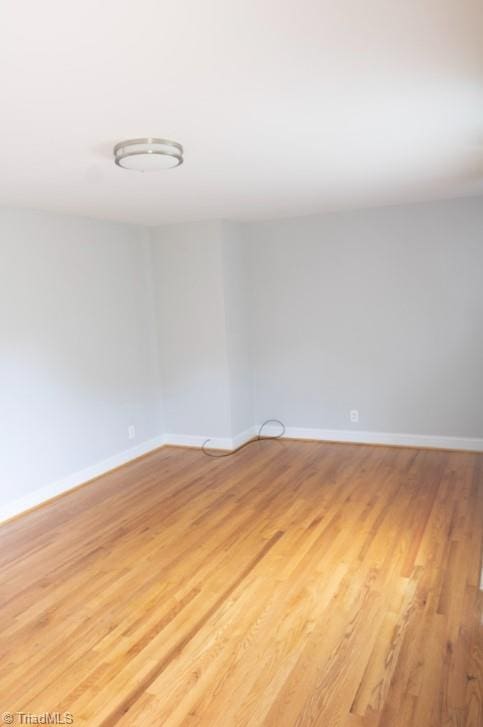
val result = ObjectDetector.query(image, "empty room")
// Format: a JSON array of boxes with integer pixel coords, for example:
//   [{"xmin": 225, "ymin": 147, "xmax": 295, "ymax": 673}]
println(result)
[{"xmin": 0, "ymin": 2, "xmax": 482, "ymax": 726}]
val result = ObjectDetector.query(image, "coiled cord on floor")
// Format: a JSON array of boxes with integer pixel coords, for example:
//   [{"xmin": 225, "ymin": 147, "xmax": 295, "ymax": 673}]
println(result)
[{"xmin": 201, "ymin": 419, "xmax": 286, "ymax": 458}]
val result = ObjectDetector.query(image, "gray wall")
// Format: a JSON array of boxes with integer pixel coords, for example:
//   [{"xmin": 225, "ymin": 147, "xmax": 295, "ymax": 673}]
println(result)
[
  {"xmin": 222, "ymin": 222, "xmax": 254, "ymax": 436},
  {"xmin": 0, "ymin": 208, "xmax": 162, "ymax": 506},
  {"xmin": 246, "ymin": 197, "xmax": 483, "ymax": 437},
  {"xmin": 150, "ymin": 221, "xmax": 254, "ymax": 440},
  {"xmin": 2, "ymin": 196, "xmax": 482, "ymax": 515},
  {"xmin": 150, "ymin": 221, "xmax": 233, "ymax": 438}
]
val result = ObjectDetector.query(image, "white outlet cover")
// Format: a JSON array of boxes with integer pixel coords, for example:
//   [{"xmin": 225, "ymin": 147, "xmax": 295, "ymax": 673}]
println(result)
[
  {"xmin": 128, "ymin": 425, "xmax": 136, "ymax": 440},
  {"xmin": 350, "ymin": 410, "xmax": 359, "ymax": 423}
]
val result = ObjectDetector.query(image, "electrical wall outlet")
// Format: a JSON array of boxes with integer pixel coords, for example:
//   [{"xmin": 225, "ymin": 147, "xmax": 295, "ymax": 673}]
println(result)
[
  {"xmin": 350, "ymin": 410, "xmax": 359, "ymax": 423},
  {"xmin": 128, "ymin": 425, "xmax": 136, "ymax": 440}
]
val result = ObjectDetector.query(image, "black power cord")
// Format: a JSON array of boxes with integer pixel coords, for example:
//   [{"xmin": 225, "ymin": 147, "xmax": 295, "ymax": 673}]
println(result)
[{"xmin": 201, "ymin": 419, "xmax": 286, "ymax": 458}]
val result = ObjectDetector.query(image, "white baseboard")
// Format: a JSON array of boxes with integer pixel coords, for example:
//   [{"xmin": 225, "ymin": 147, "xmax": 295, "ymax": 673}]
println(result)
[
  {"xmin": 163, "ymin": 433, "xmax": 233, "ymax": 450},
  {"xmin": 0, "ymin": 434, "xmax": 166, "ymax": 524},
  {"xmin": 232, "ymin": 425, "xmax": 259, "ymax": 449},
  {"xmin": 164, "ymin": 425, "xmax": 258, "ymax": 452},
  {"xmin": 258, "ymin": 425, "xmax": 483, "ymax": 452}
]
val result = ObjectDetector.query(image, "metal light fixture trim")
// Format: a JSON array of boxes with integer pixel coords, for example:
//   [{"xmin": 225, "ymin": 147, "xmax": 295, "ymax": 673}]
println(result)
[{"xmin": 113, "ymin": 137, "xmax": 184, "ymax": 172}]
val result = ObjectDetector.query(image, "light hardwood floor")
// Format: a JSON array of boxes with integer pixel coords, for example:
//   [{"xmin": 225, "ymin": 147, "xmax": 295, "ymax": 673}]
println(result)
[{"xmin": 0, "ymin": 441, "xmax": 482, "ymax": 726}]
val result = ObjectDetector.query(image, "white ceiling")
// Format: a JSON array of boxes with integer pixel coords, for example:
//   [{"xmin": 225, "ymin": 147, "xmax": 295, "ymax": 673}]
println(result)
[{"xmin": 1, "ymin": 1, "xmax": 483, "ymax": 225}]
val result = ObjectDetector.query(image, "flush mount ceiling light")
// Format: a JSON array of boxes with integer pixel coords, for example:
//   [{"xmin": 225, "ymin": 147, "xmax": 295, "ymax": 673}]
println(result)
[{"xmin": 113, "ymin": 137, "xmax": 183, "ymax": 172}]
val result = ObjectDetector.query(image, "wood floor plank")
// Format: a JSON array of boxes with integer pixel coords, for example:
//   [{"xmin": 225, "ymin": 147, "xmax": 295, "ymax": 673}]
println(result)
[{"xmin": 0, "ymin": 441, "xmax": 481, "ymax": 726}]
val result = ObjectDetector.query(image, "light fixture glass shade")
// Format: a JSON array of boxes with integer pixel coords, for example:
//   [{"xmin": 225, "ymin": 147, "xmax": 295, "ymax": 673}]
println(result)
[{"xmin": 114, "ymin": 138, "xmax": 183, "ymax": 172}]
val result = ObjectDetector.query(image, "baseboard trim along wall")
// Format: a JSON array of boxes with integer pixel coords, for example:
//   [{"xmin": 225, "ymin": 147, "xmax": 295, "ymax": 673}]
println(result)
[
  {"xmin": 2, "ymin": 425, "xmax": 482, "ymax": 524},
  {"xmin": 0, "ymin": 434, "xmax": 167, "ymax": 524},
  {"xmin": 163, "ymin": 433, "xmax": 233, "ymax": 450},
  {"xmin": 259, "ymin": 425, "xmax": 483, "ymax": 453},
  {"xmin": 163, "ymin": 426, "xmax": 258, "ymax": 452}
]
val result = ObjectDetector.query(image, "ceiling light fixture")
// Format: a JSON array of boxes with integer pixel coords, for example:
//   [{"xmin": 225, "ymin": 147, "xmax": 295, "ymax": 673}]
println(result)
[{"xmin": 113, "ymin": 137, "xmax": 183, "ymax": 172}]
